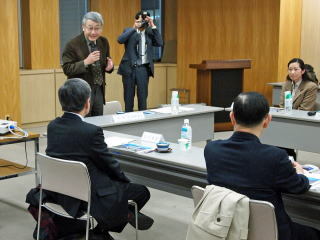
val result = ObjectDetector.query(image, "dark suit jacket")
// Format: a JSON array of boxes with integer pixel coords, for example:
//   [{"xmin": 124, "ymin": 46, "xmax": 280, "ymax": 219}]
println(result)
[
  {"xmin": 204, "ymin": 131, "xmax": 310, "ymax": 240},
  {"xmin": 62, "ymin": 33, "xmax": 113, "ymax": 103},
  {"xmin": 117, "ymin": 27, "xmax": 163, "ymax": 77},
  {"xmin": 46, "ymin": 112, "xmax": 130, "ymax": 230},
  {"xmin": 279, "ymin": 79, "xmax": 318, "ymax": 111}
]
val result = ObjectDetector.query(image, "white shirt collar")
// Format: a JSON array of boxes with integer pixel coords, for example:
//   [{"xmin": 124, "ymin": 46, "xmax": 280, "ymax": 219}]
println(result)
[{"xmin": 66, "ymin": 112, "xmax": 84, "ymax": 121}]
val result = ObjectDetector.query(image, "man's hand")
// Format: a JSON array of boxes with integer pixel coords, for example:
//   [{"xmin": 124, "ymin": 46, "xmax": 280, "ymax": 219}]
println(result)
[
  {"xmin": 145, "ymin": 16, "xmax": 155, "ymax": 28},
  {"xmin": 292, "ymin": 161, "xmax": 305, "ymax": 175},
  {"xmin": 84, "ymin": 51, "xmax": 100, "ymax": 65},
  {"xmin": 105, "ymin": 57, "xmax": 114, "ymax": 71}
]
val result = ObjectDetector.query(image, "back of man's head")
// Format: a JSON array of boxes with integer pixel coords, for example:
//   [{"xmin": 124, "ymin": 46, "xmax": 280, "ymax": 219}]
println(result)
[
  {"xmin": 232, "ymin": 92, "xmax": 269, "ymax": 127},
  {"xmin": 58, "ymin": 78, "xmax": 91, "ymax": 113}
]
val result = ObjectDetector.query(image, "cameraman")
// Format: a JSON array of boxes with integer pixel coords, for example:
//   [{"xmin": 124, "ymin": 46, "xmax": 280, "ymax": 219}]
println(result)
[{"xmin": 118, "ymin": 11, "xmax": 163, "ymax": 112}]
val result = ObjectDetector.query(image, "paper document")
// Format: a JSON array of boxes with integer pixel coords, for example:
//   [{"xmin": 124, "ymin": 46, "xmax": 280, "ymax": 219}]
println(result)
[
  {"xmin": 304, "ymin": 172, "xmax": 320, "ymax": 191},
  {"xmin": 116, "ymin": 143, "xmax": 153, "ymax": 153},
  {"xmin": 151, "ymin": 106, "xmax": 194, "ymax": 114},
  {"xmin": 105, "ymin": 136, "xmax": 134, "ymax": 147}
]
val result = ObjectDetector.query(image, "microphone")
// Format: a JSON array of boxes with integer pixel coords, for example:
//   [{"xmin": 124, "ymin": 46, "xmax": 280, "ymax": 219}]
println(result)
[{"xmin": 89, "ymin": 41, "xmax": 99, "ymax": 66}]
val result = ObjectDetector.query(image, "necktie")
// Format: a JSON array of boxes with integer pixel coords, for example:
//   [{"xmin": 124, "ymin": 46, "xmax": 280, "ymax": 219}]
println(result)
[
  {"xmin": 136, "ymin": 33, "xmax": 143, "ymax": 65},
  {"xmin": 89, "ymin": 41, "xmax": 103, "ymax": 86}
]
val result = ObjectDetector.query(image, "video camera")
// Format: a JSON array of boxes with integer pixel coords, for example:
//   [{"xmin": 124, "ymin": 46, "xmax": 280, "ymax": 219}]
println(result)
[{"xmin": 141, "ymin": 11, "xmax": 150, "ymax": 28}]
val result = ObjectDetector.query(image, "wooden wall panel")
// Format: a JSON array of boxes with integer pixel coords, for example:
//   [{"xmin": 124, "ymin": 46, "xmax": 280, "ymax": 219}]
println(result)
[
  {"xmin": 90, "ymin": 0, "xmax": 140, "ymax": 65},
  {"xmin": 20, "ymin": 70, "xmax": 55, "ymax": 124},
  {"xmin": 0, "ymin": 1, "xmax": 21, "ymax": 122},
  {"xmin": 277, "ymin": 0, "xmax": 302, "ymax": 83},
  {"xmin": 177, "ymin": 0, "xmax": 282, "ymax": 103},
  {"xmin": 301, "ymin": 0, "xmax": 320, "ymax": 76},
  {"xmin": 22, "ymin": 0, "xmax": 60, "ymax": 69},
  {"xmin": 54, "ymin": 70, "xmax": 67, "ymax": 117}
]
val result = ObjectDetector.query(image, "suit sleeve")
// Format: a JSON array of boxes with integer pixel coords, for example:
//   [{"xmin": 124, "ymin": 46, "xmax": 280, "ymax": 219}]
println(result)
[
  {"xmin": 90, "ymin": 128, "xmax": 130, "ymax": 183},
  {"xmin": 149, "ymin": 28, "xmax": 163, "ymax": 47},
  {"xmin": 104, "ymin": 38, "xmax": 114, "ymax": 74},
  {"xmin": 297, "ymin": 83, "xmax": 317, "ymax": 111},
  {"xmin": 273, "ymin": 150, "xmax": 310, "ymax": 194},
  {"xmin": 62, "ymin": 43, "xmax": 88, "ymax": 77},
  {"xmin": 118, "ymin": 28, "xmax": 136, "ymax": 44}
]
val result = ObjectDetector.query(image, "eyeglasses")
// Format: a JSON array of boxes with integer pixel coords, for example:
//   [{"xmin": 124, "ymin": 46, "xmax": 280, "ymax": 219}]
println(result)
[
  {"xmin": 84, "ymin": 26, "xmax": 102, "ymax": 32},
  {"xmin": 288, "ymin": 68, "xmax": 301, "ymax": 72}
]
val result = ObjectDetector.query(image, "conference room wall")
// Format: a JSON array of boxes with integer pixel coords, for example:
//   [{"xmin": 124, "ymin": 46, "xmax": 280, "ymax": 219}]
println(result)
[
  {"xmin": 0, "ymin": 1, "xmax": 21, "ymax": 122},
  {"xmin": 176, "ymin": 0, "xmax": 302, "ymax": 103},
  {"xmin": 20, "ymin": 64, "xmax": 176, "ymax": 125},
  {"xmin": 21, "ymin": 0, "xmax": 60, "ymax": 69},
  {"xmin": 90, "ymin": 0, "xmax": 140, "ymax": 65},
  {"xmin": 301, "ymin": 0, "xmax": 320, "ymax": 77}
]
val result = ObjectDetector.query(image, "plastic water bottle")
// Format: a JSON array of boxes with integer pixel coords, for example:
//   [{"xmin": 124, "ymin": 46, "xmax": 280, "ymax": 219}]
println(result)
[
  {"xmin": 171, "ymin": 91, "xmax": 180, "ymax": 114},
  {"xmin": 181, "ymin": 119, "xmax": 192, "ymax": 150},
  {"xmin": 284, "ymin": 91, "xmax": 292, "ymax": 113}
]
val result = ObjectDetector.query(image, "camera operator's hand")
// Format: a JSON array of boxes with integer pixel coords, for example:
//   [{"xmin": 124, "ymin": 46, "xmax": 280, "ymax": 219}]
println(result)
[
  {"xmin": 84, "ymin": 51, "xmax": 100, "ymax": 66},
  {"xmin": 145, "ymin": 16, "xmax": 155, "ymax": 28}
]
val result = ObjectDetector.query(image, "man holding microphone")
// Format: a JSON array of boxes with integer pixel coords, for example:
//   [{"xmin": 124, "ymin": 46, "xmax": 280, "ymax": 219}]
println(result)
[{"xmin": 62, "ymin": 11, "xmax": 114, "ymax": 116}]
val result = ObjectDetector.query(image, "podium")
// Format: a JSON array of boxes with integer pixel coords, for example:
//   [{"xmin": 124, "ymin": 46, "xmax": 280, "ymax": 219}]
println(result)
[{"xmin": 190, "ymin": 59, "xmax": 251, "ymax": 131}]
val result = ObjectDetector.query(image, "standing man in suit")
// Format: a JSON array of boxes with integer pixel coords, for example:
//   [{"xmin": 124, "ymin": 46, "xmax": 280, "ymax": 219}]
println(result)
[
  {"xmin": 204, "ymin": 92, "xmax": 320, "ymax": 240},
  {"xmin": 62, "ymin": 12, "xmax": 114, "ymax": 116},
  {"xmin": 46, "ymin": 79, "xmax": 153, "ymax": 240},
  {"xmin": 118, "ymin": 11, "xmax": 163, "ymax": 112}
]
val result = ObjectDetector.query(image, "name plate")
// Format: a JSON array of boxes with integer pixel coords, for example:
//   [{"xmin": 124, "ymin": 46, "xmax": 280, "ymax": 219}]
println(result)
[
  {"xmin": 112, "ymin": 112, "xmax": 145, "ymax": 123},
  {"xmin": 141, "ymin": 131, "xmax": 164, "ymax": 143}
]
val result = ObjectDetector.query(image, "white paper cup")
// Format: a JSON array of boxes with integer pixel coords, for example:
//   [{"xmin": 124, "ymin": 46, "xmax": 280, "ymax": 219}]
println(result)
[{"xmin": 178, "ymin": 138, "xmax": 190, "ymax": 151}]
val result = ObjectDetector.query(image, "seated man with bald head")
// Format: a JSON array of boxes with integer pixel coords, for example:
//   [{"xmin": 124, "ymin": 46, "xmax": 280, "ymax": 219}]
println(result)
[{"xmin": 204, "ymin": 92, "xmax": 320, "ymax": 240}]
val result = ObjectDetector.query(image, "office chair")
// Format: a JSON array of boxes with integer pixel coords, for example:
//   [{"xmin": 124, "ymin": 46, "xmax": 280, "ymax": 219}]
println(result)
[
  {"xmin": 36, "ymin": 153, "xmax": 139, "ymax": 240},
  {"xmin": 191, "ymin": 185, "xmax": 278, "ymax": 240},
  {"xmin": 103, "ymin": 101, "xmax": 122, "ymax": 115}
]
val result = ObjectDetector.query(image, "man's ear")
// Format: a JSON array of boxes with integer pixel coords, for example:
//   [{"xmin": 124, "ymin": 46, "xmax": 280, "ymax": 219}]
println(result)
[
  {"xmin": 84, "ymin": 98, "xmax": 91, "ymax": 114},
  {"xmin": 230, "ymin": 112, "xmax": 236, "ymax": 126},
  {"xmin": 262, "ymin": 114, "xmax": 272, "ymax": 128}
]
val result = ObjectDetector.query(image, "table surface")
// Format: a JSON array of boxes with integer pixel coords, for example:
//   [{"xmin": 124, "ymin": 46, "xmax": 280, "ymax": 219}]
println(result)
[
  {"xmin": 85, "ymin": 104, "xmax": 224, "ymax": 127},
  {"xmin": 0, "ymin": 131, "xmax": 39, "ymax": 180},
  {"xmin": 104, "ymin": 130, "xmax": 320, "ymax": 229}
]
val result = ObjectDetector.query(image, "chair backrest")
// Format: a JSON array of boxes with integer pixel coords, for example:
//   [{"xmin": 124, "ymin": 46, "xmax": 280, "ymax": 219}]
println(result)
[
  {"xmin": 103, "ymin": 101, "xmax": 122, "ymax": 115},
  {"xmin": 36, "ymin": 153, "xmax": 91, "ymax": 202},
  {"xmin": 190, "ymin": 185, "xmax": 278, "ymax": 240}
]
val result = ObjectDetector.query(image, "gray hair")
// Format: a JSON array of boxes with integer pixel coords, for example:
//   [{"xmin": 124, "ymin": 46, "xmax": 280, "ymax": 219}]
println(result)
[
  {"xmin": 82, "ymin": 11, "xmax": 104, "ymax": 25},
  {"xmin": 58, "ymin": 78, "xmax": 91, "ymax": 113}
]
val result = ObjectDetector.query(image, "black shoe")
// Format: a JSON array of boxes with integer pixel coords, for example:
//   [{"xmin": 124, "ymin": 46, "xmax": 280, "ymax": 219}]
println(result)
[{"xmin": 128, "ymin": 211, "xmax": 154, "ymax": 230}]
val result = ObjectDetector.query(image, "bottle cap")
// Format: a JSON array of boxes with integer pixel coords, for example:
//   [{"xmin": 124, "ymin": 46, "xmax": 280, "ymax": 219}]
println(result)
[
  {"xmin": 284, "ymin": 91, "xmax": 292, "ymax": 99},
  {"xmin": 184, "ymin": 119, "xmax": 189, "ymax": 124}
]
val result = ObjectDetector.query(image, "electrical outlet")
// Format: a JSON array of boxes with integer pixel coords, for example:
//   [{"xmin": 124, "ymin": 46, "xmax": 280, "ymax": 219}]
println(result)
[{"xmin": 5, "ymin": 115, "xmax": 10, "ymax": 120}]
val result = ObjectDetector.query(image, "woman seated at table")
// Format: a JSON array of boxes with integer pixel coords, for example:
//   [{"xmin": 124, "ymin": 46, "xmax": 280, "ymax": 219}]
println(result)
[
  {"xmin": 279, "ymin": 58, "xmax": 318, "ymax": 111},
  {"xmin": 279, "ymin": 58, "xmax": 318, "ymax": 160}
]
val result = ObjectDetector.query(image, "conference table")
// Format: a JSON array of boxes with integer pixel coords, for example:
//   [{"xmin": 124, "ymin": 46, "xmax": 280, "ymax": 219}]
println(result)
[
  {"xmin": 260, "ymin": 108, "xmax": 320, "ymax": 154},
  {"xmin": 225, "ymin": 107, "xmax": 320, "ymax": 154},
  {"xmin": 104, "ymin": 130, "xmax": 320, "ymax": 230},
  {"xmin": 86, "ymin": 104, "xmax": 224, "ymax": 142}
]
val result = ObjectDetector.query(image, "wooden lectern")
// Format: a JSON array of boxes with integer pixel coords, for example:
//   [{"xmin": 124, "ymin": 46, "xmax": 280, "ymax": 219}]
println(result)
[{"xmin": 190, "ymin": 59, "xmax": 251, "ymax": 131}]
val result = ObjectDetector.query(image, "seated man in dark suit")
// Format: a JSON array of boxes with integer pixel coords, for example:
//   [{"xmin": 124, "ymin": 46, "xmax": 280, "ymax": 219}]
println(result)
[
  {"xmin": 204, "ymin": 92, "xmax": 320, "ymax": 240},
  {"xmin": 46, "ymin": 78, "xmax": 153, "ymax": 240}
]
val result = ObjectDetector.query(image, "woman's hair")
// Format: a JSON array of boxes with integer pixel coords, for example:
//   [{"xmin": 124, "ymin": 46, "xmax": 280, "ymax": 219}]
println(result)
[
  {"xmin": 305, "ymin": 64, "xmax": 319, "ymax": 85},
  {"xmin": 286, "ymin": 58, "xmax": 309, "ymax": 82}
]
